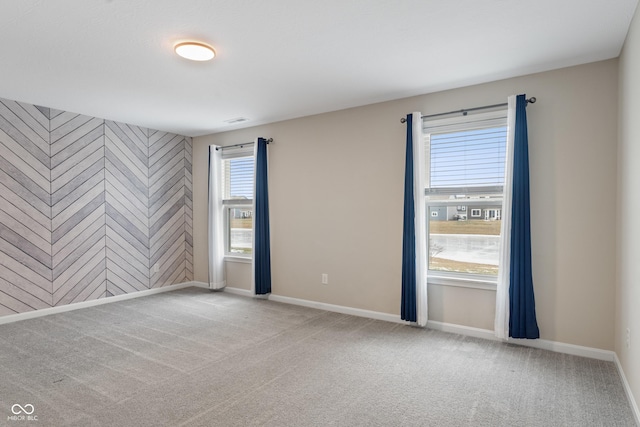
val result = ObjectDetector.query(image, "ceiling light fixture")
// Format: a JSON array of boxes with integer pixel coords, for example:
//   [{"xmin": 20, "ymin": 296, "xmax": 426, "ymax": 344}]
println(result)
[{"xmin": 174, "ymin": 42, "xmax": 215, "ymax": 61}]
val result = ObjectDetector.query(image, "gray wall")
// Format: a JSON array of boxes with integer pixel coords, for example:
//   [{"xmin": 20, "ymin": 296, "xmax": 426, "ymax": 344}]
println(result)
[
  {"xmin": 0, "ymin": 97, "xmax": 193, "ymax": 317},
  {"xmin": 193, "ymin": 59, "xmax": 618, "ymax": 351},
  {"xmin": 617, "ymin": 2, "xmax": 640, "ymax": 414}
]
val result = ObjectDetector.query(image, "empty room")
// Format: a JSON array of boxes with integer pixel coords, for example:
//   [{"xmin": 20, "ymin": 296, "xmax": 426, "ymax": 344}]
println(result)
[{"xmin": 1, "ymin": 1, "xmax": 640, "ymax": 426}]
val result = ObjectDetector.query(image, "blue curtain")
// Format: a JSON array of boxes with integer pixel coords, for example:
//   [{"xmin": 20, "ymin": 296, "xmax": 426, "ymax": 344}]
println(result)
[
  {"xmin": 401, "ymin": 114, "xmax": 417, "ymax": 322},
  {"xmin": 509, "ymin": 95, "xmax": 540, "ymax": 339},
  {"xmin": 254, "ymin": 137, "xmax": 271, "ymax": 295}
]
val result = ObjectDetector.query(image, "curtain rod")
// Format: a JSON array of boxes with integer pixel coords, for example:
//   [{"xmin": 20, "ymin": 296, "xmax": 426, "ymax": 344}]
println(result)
[
  {"xmin": 215, "ymin": 138, "xmax": 273, "ymax": 151},
  {"xmin": 400, "ymin": 97, "xmax": 536, "ymax": 123}
]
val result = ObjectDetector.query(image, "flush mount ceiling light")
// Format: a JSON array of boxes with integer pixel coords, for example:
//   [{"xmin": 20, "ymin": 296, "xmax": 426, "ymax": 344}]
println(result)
[{"xmin": 174, "ymin": 42, "xmax": 215, "ymax": 61}]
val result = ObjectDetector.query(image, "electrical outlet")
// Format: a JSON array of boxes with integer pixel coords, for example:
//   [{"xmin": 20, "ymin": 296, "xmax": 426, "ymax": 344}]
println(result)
[
  {"xmin": 153, "ymin": 263, "xmax": 160, "ymax": 273},
  {"xmin": 627, "ymin": 328, "xmax": 631, "ymax": 349},
  {"xmin": 321, "ymin": 274, "xmax": 328, "ymax": 285}
]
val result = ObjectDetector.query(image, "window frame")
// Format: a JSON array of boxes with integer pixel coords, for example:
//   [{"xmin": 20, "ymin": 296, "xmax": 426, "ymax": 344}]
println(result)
[
  {"xmin": 224, "ymin": 202, "xmax": 253, "ymax": 259},
  {"xmin": 221, "ymin": 148, "xmax": 255, "ymax": 261},
  {"xmin": 423, "ymin": 110, "xmax": 508, "ymax": 290}
]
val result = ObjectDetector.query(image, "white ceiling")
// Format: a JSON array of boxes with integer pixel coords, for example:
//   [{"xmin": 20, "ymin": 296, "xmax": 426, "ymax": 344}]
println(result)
[{"xmin": 1, "ymin": 0, "xmax": 637, "ymax": 137}]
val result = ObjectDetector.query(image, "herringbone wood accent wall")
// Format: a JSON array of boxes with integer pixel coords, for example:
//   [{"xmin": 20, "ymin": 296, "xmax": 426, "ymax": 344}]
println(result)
[
  {"xmin": 0, "ymin": 97, "xmax": 193, "ymax": 317},
  {"xmin": 0, "ymin": 100, "xmax": 52, "ymax": 316},
  {"xmin": 105, "ymin": 120, "xmax": 149, "ymax": 296},
  {"xmin": 51, "ymin": 110, "xmax": 106, "ymax": 307}
]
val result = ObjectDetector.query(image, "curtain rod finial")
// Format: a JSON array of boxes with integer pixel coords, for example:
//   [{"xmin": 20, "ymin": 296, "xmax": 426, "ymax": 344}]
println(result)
[
  {"xmin": 400, "ymin": 118, "xmax": 407, "ymax": 124},
  {"xmin": 527, "ymin": 97, "xmax": 537, "ymax": 104}
]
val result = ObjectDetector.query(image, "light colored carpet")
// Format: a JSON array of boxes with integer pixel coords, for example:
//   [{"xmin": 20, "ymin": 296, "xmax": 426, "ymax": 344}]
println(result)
[{"xmin": 0, "ymin": 287, "xmax": 635, "ymax": 426}]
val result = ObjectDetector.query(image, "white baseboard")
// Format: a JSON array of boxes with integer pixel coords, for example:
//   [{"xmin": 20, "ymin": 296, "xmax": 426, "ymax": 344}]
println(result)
[
  {"xmin": 0, "ymin": 281, "xmax": 200, "ymax": 325},
  {"xmin": 262, "ymin": 294, "xmax": 616, "ymax": 362},
  {"xmin": 614, "ymin": 353, "xmax": 640, "ymax": 426},
  {"xmin": 223, "ymin": 287, "xmax": 254, "ymax": 297},
  {"xmin": 225, "ymin": 291, "xmax": 614, "ymax": 363},
  {"xmin": 509, "ymin": 336, "xmax": 615, "ymax": 362},
  {"xmin": 426, "ymin": 320, "xmax": 615, "ymax": 362},
  {"xmin": 190, "ymin": 281, "xmax": 253, "ymax": 297},
  {"xmin": 191, "ymin": 281, "xmax": 210, "ymax": 289},
  {"xmin": 427, "ymin": 320, "xmax": 498, "ymax": 341},
  {"xmin": 267, "ymin": 294, "xmax": 406, "ymax": 324}
]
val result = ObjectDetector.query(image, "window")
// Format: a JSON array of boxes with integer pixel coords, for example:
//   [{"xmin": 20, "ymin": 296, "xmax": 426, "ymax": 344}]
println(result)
[
  {"xmin": 222, "ymin": 149, "xmax": 254, "ymax": 257},
  {"xmin": 424, "ymin": 110, "xmax": 507, "ymax": 284},
  {"xmin": 484, "ymin": 209, "xmax": 501, "ymax": 220}
]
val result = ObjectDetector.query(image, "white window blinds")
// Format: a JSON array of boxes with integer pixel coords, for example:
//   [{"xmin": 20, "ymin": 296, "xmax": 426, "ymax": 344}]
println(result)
[
  {"xmin": 221, "ymin": 147, "xmax": 254, "ymax": 203},
  {"xmin": 424, "ymin": 110, "xmax": 507, "ymax": 191}
]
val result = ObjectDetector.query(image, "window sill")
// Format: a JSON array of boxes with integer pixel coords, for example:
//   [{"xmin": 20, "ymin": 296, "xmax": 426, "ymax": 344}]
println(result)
[
  {"xmin": 427, "ymin": 274, "xmax": 497, "ymax": 291},
  {"xmin": 224, "ymin": 256, "xmax": 252, "ymax": 264}
]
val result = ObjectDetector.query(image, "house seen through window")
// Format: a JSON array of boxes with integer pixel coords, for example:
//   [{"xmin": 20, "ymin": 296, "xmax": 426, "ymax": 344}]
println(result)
[{"xmin": 424, "ymin": 110, "xmax": 507, "ymax": 281}]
